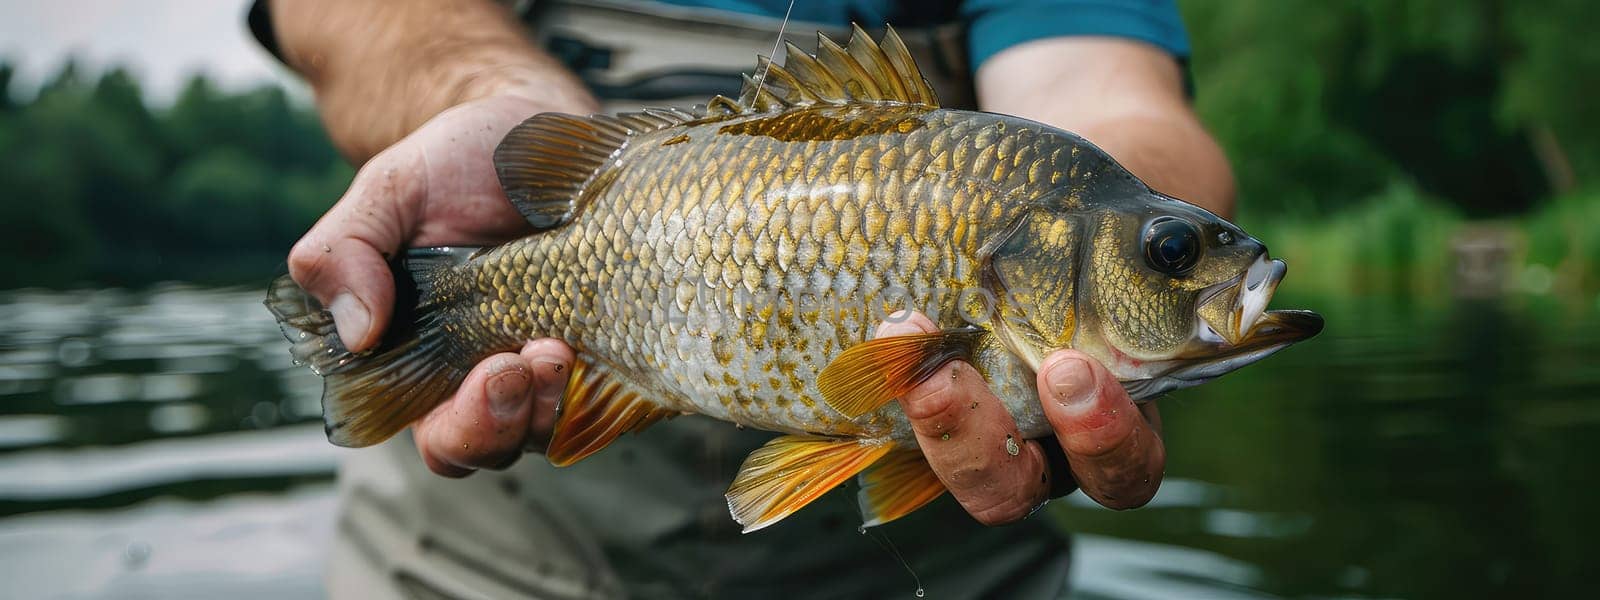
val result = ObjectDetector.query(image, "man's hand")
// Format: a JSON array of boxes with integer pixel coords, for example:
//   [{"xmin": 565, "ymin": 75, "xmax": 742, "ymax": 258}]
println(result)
[
  {"xmin": 268, "ymin": 0, "xmax": 600, "ymax": 476},
  {"xmin": 879, "ymin": 314, "xmax": 1165, "ymax": 522},
  {"xmin": 286, "ymin": 95, "xmax": 581, "ymax": 477}
]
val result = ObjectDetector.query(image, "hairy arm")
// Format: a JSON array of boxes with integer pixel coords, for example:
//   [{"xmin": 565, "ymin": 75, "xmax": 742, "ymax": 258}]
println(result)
[
  {"xmin": 266, "ymin": 0, "xmax": 596, "ymax": 162},
  {"xmin": 977, "ymin": 37, "xmax": 1235, "ymax": 217}
]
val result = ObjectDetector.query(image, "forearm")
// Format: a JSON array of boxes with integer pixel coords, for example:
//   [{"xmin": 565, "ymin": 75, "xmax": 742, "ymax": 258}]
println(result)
[
  {"xmin": 976, "ymin": 37, "xmax": 1236, "ymax": 217},
  {"xmin": 268, "ymin": 0, "xmax": 597, "ymax": 162}
]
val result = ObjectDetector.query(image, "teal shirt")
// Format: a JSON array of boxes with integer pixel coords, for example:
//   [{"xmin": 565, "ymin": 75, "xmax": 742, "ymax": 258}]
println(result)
[{"xmin": 654, "ymin": 0, "xmax": 1191, "ymax": 70}]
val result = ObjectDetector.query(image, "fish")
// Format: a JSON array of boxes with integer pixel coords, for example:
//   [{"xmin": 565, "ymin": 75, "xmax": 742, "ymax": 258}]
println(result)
[{"xmin": 266, "ymin": 25, "xmax": 1323, "ymax": 533}]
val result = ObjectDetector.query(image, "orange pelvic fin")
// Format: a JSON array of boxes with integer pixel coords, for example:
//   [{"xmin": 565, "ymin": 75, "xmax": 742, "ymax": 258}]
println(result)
[
  {"xmin": 726, "ymin": 435, "xmax": 893, "ymax": 533},
  {"xmin": 817, "ymin": 325, "xmax": 986, "ymax": 418},
  {"xmin": 857, "ymin": 449, "xmax": 948, "ymax": 528},
  {"xmin": 545, "ymin": 357, "xmax": 676, "ymax": 467}
]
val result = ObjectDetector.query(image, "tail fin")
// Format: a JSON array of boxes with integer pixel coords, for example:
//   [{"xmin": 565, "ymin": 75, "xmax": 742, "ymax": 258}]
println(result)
[{"xmin": 265, "ymin": 247, "xmax": 481, "ymax": 447}]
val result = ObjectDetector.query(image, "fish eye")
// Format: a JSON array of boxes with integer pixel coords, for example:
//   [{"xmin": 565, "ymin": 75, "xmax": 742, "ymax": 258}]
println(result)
[{"xmin": 1143, "ymin": 217, "xmax": 1202, "ymax": 275}]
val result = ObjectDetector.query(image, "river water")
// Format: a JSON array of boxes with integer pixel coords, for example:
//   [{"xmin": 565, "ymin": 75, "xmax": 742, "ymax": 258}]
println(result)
[{"xmin": 0, "ymin": 284, "xmax": 1596, "ymax": 598}]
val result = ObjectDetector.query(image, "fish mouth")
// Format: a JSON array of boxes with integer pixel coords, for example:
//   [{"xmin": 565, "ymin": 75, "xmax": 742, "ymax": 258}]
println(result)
[{"xmin": 1122, "ymin": 254, "xmax": 1324, "ymax": 400}]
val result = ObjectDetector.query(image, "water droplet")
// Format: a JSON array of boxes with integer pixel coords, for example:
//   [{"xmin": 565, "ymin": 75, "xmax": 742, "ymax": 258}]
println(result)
[
  {"xmin": 915, "ymin": 587, "xmax": 925, "ymax": 597},
  {"xmin": 123, "ymin": 541, "xmax": 151, "ymax": 570},
  {"xmin": 57, "ymin": 338, "xmax": 92, "ymax": 367},
  {"xmin": 250, "ymin": 401, "xmax": 280, "ymax": 428}
]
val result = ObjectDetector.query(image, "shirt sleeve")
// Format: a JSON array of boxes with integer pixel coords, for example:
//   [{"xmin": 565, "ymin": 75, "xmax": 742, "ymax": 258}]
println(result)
[
  {"xmin": 247, "ymin": 0, "xmax": 286, "ymax": 63},
  {"xmin": 962, "ymin": 0, "xmax": 1191, "ymax": 71}
]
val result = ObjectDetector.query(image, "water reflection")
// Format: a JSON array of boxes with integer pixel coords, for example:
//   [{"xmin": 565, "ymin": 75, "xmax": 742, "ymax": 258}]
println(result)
[
  {"xmin": 1052, "ymin": 292, "xmax": 1600, "ymax": 598},
  {"xmin": 0, "ymin": 285, "xmax": 1596, "ymax": 598},
  {"xmin": 0, "ymin": 285, "xmax": 323, "ymax": 451}
]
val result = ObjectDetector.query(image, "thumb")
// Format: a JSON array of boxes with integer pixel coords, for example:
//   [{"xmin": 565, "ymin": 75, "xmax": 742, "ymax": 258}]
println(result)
[{"xmin": 286, "ymin": 150, "xmax": 423, "ymax": 352}]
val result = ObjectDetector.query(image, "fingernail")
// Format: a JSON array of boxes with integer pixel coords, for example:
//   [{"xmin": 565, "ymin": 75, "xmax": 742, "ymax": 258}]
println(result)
[
  {"xmin": 487, "ymin": 365, "xmax": 531, "ymax": 420},
  {"xmin": 329, "ymin": 292, "xmax": 371, "ymax": 350},
  {"xmin": 1046, "ymin": 358, "xmax": 1096, "ymax": 409}
]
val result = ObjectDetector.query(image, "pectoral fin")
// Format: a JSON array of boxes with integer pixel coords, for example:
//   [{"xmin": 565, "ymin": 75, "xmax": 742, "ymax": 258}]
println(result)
[
  {"xmin": 857, "ymin": 449, "xmax": 948, "ymax": 528},
  {"xmin": 817, "ymin": 326, "xmax": 986, "ymax": 418},
  {"xmin": 545, "ymin": 357, "xmax": 676, "ymax": 467},
  {"xmin": 726, "ymin": 435, "xmax": 893, "ymax": 533}
]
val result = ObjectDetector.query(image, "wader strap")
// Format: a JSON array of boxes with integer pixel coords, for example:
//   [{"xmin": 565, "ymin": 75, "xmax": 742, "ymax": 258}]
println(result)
[{"xmin": 512, "ymin": 0, "xmax": 976, "ymax": 111}]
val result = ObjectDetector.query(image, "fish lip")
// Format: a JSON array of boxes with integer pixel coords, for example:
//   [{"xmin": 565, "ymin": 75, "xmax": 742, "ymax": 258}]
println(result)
[
  {"xmin": 1175, "ymin": 309, "xmax": 1324, "ymax": 379},
  {"xmin": 1117, "ymin": 309, "xmax": 1323, "ymax": 401},
  {"xmin": 1112, "ymin": 254, "xmax": 1323, "ymax": 399},
  {"xmin": 1182, "ymin": 253, "xmax": 1318, "ymax": 377}
]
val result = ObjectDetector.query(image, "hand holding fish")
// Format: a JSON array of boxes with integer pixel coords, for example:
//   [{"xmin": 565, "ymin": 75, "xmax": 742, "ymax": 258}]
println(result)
[
  {"xmin": 282, "ymin": 94, "xmax": 586, "ymax": 476},
  {"xmin": 881, "ymin": 313, "xmax": 1164, "ymax": 523}
]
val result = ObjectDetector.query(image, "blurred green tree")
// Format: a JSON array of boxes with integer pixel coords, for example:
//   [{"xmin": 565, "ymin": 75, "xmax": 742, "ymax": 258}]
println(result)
[{"xmin": 1183, "ymin": 0, "xmax": 1597, "ymax": 218}]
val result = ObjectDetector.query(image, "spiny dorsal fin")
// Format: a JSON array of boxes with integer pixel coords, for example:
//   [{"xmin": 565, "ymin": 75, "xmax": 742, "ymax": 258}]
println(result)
[
  {"xmin": 545, "ymin": 356, "xmax": 677, "ymax": 466},
  {"xmin": 727, "ymin": 24, "xmax": 939, "ymax": 115},
  {"xmin": 493, "ymin": 108, "xmax": 697, "ymax": 230}
]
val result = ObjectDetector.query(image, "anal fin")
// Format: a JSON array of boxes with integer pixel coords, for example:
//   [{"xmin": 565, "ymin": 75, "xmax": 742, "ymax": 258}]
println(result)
[
  {"xmin": 817, "ymin": 326, "xmax": 986, "ymax": 418},
  {"xmin": 545, "ymin": 357, "xmax": 675, "ymax": 467},
  {"xmin": 727, "ymin": 435, "xmax": 893, "ymax": 533},
  {"xmin": 858, "ymin": 449, "xmax": 947, "ymax": 528}
]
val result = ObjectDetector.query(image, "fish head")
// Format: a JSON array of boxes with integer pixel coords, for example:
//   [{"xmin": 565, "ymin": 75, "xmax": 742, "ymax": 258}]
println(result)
[{"xmin": 983, "ymin": 192, "xmax": 1323, "ymax": 400}]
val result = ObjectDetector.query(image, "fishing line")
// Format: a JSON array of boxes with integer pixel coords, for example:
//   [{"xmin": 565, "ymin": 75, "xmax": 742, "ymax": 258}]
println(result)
[
  {"xmin": 818, "ymin": 484, "xmax": 927, "ymax": 597},
  {"xmin": 755, "ymin": 0, "xmax": 799, "ymax": 88},
  {"xmin": 862, "ymin": 525, "xmax": 926, "ymax": 598}
]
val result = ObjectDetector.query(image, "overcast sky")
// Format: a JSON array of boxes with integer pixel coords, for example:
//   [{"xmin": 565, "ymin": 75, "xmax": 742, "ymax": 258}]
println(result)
[{"xmin": 0, "ymin": 0, "xmax": 305, "ymax": 105}]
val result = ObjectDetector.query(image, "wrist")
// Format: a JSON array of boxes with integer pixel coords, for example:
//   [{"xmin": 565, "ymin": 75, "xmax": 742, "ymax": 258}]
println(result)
[{"xmin": 448, "ymin": 61, "xmax": 600, "ymax": 116}]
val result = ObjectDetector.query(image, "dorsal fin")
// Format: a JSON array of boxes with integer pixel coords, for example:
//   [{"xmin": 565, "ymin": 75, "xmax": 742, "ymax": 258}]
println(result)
[
  {"xmin": 727, "ymin": 24, "xmax": 939, "ymax": 115},
  {"xmin": 494, "ymin": 25, "xmax": 936, "ymax": 228},
  {"xmin": 493, "ymin": 108, "xmax": 697, "ymax": 230}
]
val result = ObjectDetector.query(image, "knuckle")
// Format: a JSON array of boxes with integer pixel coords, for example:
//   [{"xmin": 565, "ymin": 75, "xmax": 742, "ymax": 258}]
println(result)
[
  {"xmin": 1099, "ymin": 489, "xmax": 1154, "ymax": 511},
  {"xmin": 286, "ymin": 238, "xmax": 328, "ymax": 282},
  {"xmin": 901, "ymin": 372, "xmax": 961, "ymax": 422},
  {"xmin": 1087, "ymin": 465, "xmax": 1162, "ymax": 510},
  {"xmin": 966, "ymin": 495, "xmax": 1034, "ymax": 526},
  {"xmin": 939, "ymin": 451, "xmax": 1007, "ymax": 491},
  {"xmin": 418, "ymin": 444, "xmax": 472, "ymax": 478}
]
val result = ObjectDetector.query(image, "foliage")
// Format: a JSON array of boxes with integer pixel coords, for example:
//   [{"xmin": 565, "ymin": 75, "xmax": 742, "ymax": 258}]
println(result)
[
  {"xmin": 1249, "ymin": 185, "xmax": 1600, "ymax": 309},
  {"xmin": 0, "ymin": 63, "xmax": 350, "ymax": 288},
  {"xmin": 1182, "ymin": 0, "xmax": 1600, "ymax": 219}
]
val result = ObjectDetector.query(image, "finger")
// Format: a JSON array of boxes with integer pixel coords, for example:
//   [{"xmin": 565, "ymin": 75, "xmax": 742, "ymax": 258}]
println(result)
[
  {"xmin": 519, "ymin": 338, "xmax": 577, "ymax": 453},
  {"xmin": 884, "ymin": 313, "xmax": 1049, "ymax": 525},
  {"xmin": 414, "ymin": 353, "xmax": 539, "ymax": 476},
  {"xmin": 1037, "ymin": 350, "xmax": 1166, "ymax": 509},
  {"xmin": 286, "ymin": 148, "xmax": 425, "ymax": 352}
]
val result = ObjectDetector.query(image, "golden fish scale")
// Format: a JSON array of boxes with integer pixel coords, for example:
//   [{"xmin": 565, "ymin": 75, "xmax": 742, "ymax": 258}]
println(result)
[{"xmin": 462, "ymin": 106, "xmax": 1092, "ymax": 442}]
